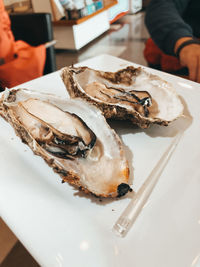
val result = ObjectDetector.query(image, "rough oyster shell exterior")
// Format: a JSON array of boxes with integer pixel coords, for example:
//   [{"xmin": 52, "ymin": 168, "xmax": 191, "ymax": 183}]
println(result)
[
  {"xmin": 0, "ymin": 89, "xmax": 130, "ymax": 198},
  {"xmin": 61, "ymin": 66, "xmax": 184, "ymax": 128}
]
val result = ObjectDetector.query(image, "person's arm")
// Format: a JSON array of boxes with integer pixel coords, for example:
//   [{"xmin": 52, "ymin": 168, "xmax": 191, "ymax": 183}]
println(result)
[
  {"xmin": 0, "ymin": 0, "xmax": 15, "ymax": 61},
  {"xmin": 174, "ymin": 37, "xmax": 200, "ymax": 82},
  {"xmin": 145, "ymin": 0, "xmax": 200, "ymax": 83},
  {"xmin": 145, "ymin": 0, "xmax": 192, "ymax": 55}
]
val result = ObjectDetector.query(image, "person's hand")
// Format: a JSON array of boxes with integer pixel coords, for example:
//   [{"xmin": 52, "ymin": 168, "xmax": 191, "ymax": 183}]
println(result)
[{"xmin": 175, "ymin": 37, "xmax": 200, "ymax": 83}]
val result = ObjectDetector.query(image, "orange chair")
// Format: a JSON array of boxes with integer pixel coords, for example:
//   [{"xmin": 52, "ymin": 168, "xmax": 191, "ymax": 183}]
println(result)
[{"xmin": 10, "ymin": 13, "xmax": 56, "ymax": 75}]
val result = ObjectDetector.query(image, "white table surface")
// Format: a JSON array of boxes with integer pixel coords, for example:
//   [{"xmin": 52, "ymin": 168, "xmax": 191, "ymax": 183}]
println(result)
[{"xmin": 0, "ymin": 54, "xmax": 200, "ymax": 267}]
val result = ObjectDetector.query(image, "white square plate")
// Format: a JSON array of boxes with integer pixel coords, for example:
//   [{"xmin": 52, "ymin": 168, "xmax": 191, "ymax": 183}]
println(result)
[{"xmin": 0, "ymin": 55, "xmax": 200, "ymax": 267}]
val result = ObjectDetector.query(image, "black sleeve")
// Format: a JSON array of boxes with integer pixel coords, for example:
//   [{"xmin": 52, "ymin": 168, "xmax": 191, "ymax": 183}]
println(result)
[{"xmin": 145, "ymin": 0, "xmax": 193, "ymax": 55}]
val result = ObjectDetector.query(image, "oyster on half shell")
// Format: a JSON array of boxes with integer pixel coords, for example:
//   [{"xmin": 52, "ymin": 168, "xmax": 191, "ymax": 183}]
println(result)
[
  {"xmin": 61, "ymin": 66, "xmax": 184, "ymax": 128},
  {"xmin": 0, "ymin": 89, "xmax": 130, "ymax": 198}
]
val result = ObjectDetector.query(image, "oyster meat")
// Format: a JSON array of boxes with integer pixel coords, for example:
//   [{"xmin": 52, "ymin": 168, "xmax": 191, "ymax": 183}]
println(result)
[
  {"xmin": 61, "ymin": 66, "xmax": 184, "ymax": 128},
  {"xmin": 0, "ymin": 89, "xmax": 130, "ymax": 198}
]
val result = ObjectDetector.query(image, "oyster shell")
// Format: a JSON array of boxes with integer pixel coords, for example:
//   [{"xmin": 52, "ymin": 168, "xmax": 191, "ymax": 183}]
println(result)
[
  {"xmin": 0, "ymin": 89, "xmax": 130, "ymax": 198},
  {"xmin": 61, "ymin": 66, "xmax": 184, "ymax": 128}
]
